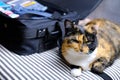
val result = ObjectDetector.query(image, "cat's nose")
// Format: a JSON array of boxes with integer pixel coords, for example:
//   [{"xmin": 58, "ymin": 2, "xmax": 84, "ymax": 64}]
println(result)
[{"xmin": 80, "ymin": 49, "xmax": 83, "ymax": 52}]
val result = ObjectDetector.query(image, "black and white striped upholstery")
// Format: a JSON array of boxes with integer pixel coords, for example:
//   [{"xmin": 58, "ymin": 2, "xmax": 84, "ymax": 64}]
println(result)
[{"xmin": 0, "ymin": 44, "xmax": 120, "ymax": 80}]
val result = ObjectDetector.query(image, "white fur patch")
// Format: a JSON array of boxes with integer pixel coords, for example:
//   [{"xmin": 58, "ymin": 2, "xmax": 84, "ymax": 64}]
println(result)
[
  {"xmin": 64, "ymin": 48, "xmax": 97, "ymax": 70},
  {"xmin": 71, "ymin": 68, "xmax": 82, "ymax": 77}
]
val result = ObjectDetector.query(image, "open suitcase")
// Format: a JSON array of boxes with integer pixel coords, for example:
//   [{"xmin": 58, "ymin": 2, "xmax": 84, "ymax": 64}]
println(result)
[
  {"xmin": 1, "ymin": 0, "xmax": 117, "ymax": 80},
  {"xmin": 0, "ymin": 0, "xmax": 102, "ymax": 55}
]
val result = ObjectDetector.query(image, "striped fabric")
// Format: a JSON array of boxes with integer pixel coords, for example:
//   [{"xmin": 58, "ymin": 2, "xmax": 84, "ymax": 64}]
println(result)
[{"xmin": 0, "ymin": 44, "xmax": 120, "ymax": 80}]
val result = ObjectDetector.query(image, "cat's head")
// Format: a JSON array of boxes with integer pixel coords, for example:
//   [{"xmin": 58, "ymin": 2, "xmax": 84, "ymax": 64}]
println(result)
[
  {"xmin": 62, "ymin": 20, "xmax": 98, "ymax": 55},
  {"xmin": 62, "ymin": 20, "xmax": 93, "ymax": 54}
]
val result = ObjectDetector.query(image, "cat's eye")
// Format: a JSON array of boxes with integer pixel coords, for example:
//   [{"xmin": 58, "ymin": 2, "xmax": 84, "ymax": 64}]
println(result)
[
  {"xmin": 70, "ymin": 39, "xmax": 79, "ymax": 43},
  {"xmin": 85, "ymin": 41, "xmax": 92, "ymax": 45},
  {"xmin": 87, "ymin": 42, "xmax": 92, "ymax": 44}
]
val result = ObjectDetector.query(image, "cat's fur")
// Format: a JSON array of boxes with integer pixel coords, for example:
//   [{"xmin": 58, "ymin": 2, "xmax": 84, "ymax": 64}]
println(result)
[{"xmin": 61, "ymin": 19, "xmax": 120, "ymax": 77}]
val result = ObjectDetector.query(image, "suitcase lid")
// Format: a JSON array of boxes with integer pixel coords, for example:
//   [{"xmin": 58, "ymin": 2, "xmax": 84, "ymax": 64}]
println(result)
[{"xmin": 37, "ymin": 0, "xmax": 103, "ymax": 19}]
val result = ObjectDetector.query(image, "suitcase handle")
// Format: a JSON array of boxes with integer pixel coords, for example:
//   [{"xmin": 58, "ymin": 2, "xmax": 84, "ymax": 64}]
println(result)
[{"xmin": 50, "ymin": 31, "xmax": 59, "ymax": 35}]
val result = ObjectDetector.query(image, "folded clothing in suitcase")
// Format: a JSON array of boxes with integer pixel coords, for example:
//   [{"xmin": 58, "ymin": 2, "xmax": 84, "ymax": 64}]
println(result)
[{"xmin": 0, "ymin": 0, "xmax": 102, "ymax": 55}]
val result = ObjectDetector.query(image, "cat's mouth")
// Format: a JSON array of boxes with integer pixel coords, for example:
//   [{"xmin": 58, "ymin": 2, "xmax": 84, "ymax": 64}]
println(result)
[
  {"xmin": 79, "ymin": 52, "xmax": 87, "ymax": 55},
  {"xmin": 79, "ymin": 48, "xmax": 97, "ymax": 55},
  {"xmin": 87, "ymin": 50, "xmax": 95, "ymax": 55},
  {"xmin": 79, "ymin": 52, "xmax": 92, "ymax": 55}
]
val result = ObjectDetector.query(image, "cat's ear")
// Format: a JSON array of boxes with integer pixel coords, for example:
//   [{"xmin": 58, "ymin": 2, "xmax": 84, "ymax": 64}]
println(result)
[
  {"xmin": 93, "ymin": 25, "xmax": 99, "ymax": 31},
  {"xmin": 78, "ymin": 18, "xmax": 91, "ymax": 26},
  {"xmin": 64, "ymin": 19, "xmax": 74, "ymax": 29},
  {"xmin": 84, "ymin": 22, "xmax": 99, "ymax": 35},
  {"xmin": 64, "ymin": 20, "xmax": 75, "ymax": 36}
]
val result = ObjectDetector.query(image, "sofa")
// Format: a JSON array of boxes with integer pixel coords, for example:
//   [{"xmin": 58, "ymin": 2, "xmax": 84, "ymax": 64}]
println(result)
[{"xmin": 0, "ymin": 44, "xmax": 120, "ymax": 80}]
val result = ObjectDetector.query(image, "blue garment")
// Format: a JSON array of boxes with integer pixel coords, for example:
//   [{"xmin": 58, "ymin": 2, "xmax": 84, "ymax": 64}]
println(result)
[
  {"xmin": 12, "ymin": 1, "xmax": 52, "ymax": 18},
  {"xmin": 20, "ymin": 1, "xmax": 48, "ymax": 12},
  {"xmin": 13, "ymin": 5, "xmax": 52, "ymax": 18},
  {"xmin": 0, "ymin": 1, "xmax": 12, "ymax": 10}
]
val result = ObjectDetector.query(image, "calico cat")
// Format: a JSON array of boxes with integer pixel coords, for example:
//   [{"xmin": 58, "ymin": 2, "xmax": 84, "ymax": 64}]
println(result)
[{"xmin": 61, "ymin": 19, "xmax": 120, "ymax": 77}]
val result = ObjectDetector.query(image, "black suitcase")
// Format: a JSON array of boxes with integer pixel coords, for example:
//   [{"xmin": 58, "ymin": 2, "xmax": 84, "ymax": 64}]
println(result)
[{"xmin": 0, "ymin": 0, "xmax": 102, "ymax": 55}]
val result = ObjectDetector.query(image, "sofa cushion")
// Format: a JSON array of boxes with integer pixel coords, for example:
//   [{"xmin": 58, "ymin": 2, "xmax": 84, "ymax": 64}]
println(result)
[{"xmin": 0, "ymin": 44, "xmax": 120, "ymax": 80}]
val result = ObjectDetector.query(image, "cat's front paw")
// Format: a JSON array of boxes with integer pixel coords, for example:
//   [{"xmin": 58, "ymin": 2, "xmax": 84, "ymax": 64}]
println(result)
[
  {"xmin": 91, "ymin": 57, "xmax": 108, "ymax": 73},
  {"xmin": 71, "ymin": 68, "xmax": 82, "ymax": 77}
]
